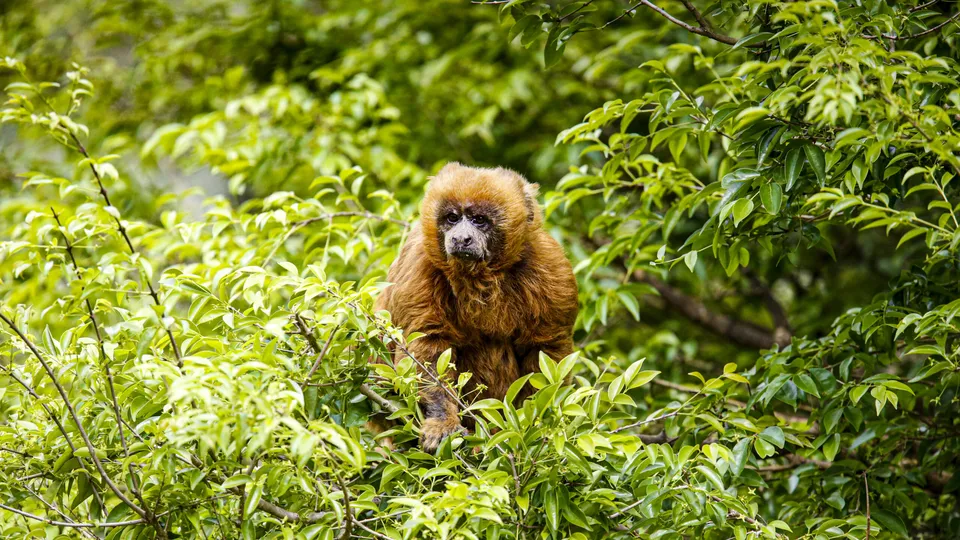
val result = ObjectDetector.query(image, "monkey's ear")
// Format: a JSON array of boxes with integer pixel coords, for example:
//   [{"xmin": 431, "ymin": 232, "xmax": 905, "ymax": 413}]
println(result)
[{"xmin": 523, "ymin": 182, "xmax": 540, "ymax": 222}]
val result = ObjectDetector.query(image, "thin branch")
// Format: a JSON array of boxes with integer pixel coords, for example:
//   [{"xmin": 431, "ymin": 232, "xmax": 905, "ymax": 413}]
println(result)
[
  {"xmin": 21, "ymin": 485, "xmax": 99, "ymax": 540},
  {"xmin": 253, "ymin": 498, "xmax": 329, "ymax": 523},
  {"xmin": 603, "ymin": 1, "xmax": 747, "ymax": 47},
  {"xmin": 612, "ymin": 410, "xmax": 683, "ymax": 434},
  {"xmin": 911, "ymin": 1, "xmax": 940, "ymax": 13},
  {"xmin": 893, "ymin": 10, "xmax": 960, "ymax": 39},
  {"xmin": 294, "ymin": 212, "xmax": 409, "ymax": 229},
  {"xmin": 634, "ymin": 269, "xmax": 786, "ymax": 349},
  {"xmin": 609, "ymin": 498, "xmax": 646, "ymax": 519},
  {"xmin": 353, "ymin": 520, "xmax": 395, "ymax": 540},
  {"xmin": 291, "ymin": 313, "xmax": 401, "ymax": 414},
  {"xmin": 57, "ymin": 129, "xmax": 183, "ymax": 368},
  {"xmin": 52, "ymin": 208, "xmax": 141, "ymax": 498},
  {"xmin": 295, "ymin": 316, "xmax": 342, "ymax": 380},
  {"xmin": 359, "ymin": 383, "xmax": 401, "ymax": 414},
  {"xmin": 679, "ymin": 0, "xmax": 712, "ymax": 30},
  {"xmin": 559, "ymin": 0, "xmax": 596, "ymax": 22},
  {"xmin": 320, "ymin": 439, "xmax": 353, "ymax": 540},
  {"xmin": 0, "ymin": 502, "xmax": 145, "ymax": 528},
  {"xmin": 0, "ymin": 313, "xmax": 148, "ymax": 520},
  {"xmin": 864, "ymin": 473, "xmax": 871, "ymax": 540}
]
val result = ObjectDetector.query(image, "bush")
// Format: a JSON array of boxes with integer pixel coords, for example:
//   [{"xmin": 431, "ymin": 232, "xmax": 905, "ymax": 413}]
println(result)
[{"xmin": 0, "ymin": 1, "xmax": 958, "ymax": 538}]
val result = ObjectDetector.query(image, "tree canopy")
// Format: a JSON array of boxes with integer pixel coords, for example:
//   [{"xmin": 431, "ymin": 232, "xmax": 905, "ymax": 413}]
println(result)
[{"xmin": 1, "ymin": 0, "xmax": 959, "ymax": 538}]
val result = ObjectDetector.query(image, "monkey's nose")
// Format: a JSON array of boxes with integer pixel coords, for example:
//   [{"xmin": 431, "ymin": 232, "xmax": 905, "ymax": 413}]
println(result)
[{"xmin": 455, "ymin": 236, "xmax": 473, "ymax": 248}]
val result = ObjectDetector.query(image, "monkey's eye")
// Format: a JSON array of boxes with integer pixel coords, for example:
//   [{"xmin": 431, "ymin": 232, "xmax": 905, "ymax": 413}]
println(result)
[
  {"xmin": 469, "ymin": 215, "xmax": 490, "ymax": 228},
  {"xmin": 444, "ymin": 212, "xmax": 460, "ymax": 225}
]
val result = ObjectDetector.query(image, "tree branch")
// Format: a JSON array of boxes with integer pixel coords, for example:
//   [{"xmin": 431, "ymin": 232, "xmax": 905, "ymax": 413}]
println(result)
[
  {"xmin": 604, "ymin": 1, "xmax": 745, "ymax": 47},
  {"xmin": 0, "ymin": 502, "xmax": 145, "ymax": 528},
  {"xmin": 679, "ymin": 0, "xmax": 712, "ymax": 30},
  {"xmin": 634, "ymin": 269, "xmax": 787, "ymax": 349},
  {"xmin": 294, "ymin": 212, "xmax": 409, "ymax": 229},
  {"xmin": 0, "ymin": 313, "xmax": 149, "ymax": 520},
  {"xmin": 253, "ymin": 497, "xmax": 329, "ymax": 523},
  {"xmin": 359, "ymin": 383, "xmax": 400, "ymax": 414},
  {"xmin": 52, "ymin": 208, "xmax": 145, "ymax": 506}
]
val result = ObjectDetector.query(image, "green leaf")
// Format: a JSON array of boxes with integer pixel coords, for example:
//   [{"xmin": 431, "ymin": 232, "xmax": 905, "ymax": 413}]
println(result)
[
  {"xmin": 759, "ymin": 426, "xmax": 785, "ymax": 449},
  {"xmin": 616, "ymin": 291, "xmax": 640, "ymax": 321},
  {"xmin": 760, "ymin": 183, "xmax": 783, "ymax": 214},
  {"xmin": 696, "ymin": 465, "xmax": 724, "ymax": 491},
  {"xmin": 754, "ymin": 437, "xmax": 776, "ymax": 458},
  {"xmin": 823, "ymin": 433, "xmax": 840, "ymax": 461},
  {"xmin": 731, "ymin": 32, "xmax": 773, "ymax": 51},
  {"xmin": 794, "ymin": 373, "xmax": 819, "ymax": 398},
  {"xmin": 732, "ymin": 198, "xmax": 754, "ymax": 226},
  {"xmin": 436, "ymin": 348, "xmax": 453, "ymax": 376},
  {"xmin": 730, "ymin": 438, "xmax": 751, "ymax": 477},
  {"xmin": 543, "ymin": 26, "xmax": 565, "ymax": 68},
  {"xmin": 784, "ymin": 148, "xmax": 804, "ymax": 191},
  {"xmin": 872, "ymin": 509, "xmax": 909, "ymax": 537},
  {"xmin": 804, "ymin": 144, "xmax": 827, "ymax": 185},
  {"xmin": 244, "ymin": 483, "xmax": 263, "ymax": 519}
]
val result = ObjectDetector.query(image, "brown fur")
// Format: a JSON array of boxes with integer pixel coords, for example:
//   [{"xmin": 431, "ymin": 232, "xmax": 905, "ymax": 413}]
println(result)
[{"xmin": 369, "ymin": 163, "xmax": 579, "ymax": 452}]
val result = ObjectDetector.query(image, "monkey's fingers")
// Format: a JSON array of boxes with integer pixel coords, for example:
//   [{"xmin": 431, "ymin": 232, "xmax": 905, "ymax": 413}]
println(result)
[{"xmin": 420, "ymin": 417, "xmax": 467, "ymax": 453}]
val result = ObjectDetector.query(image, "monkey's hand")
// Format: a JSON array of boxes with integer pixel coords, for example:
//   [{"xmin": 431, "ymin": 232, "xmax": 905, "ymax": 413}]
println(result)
[{"xmin": 420, "ymin": 417, "xmax": 467, "ymax": 453}]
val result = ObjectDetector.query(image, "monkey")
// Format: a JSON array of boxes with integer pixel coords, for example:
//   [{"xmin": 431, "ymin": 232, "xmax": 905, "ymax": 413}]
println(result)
[{"xmin": 368, "ymin": 162, "xmax": 579, "ymax": 452}]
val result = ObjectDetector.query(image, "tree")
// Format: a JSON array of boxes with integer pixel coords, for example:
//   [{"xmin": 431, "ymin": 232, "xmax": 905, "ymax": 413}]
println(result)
[{"xmin": 0, "ymin": 0, "xmax": 958, "ymax": 538}]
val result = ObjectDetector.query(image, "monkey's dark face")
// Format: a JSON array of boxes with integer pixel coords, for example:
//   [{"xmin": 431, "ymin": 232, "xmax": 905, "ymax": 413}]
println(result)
[{"xmin": 436, "ymin": 201, "xmax": 504, "ymax": 263}]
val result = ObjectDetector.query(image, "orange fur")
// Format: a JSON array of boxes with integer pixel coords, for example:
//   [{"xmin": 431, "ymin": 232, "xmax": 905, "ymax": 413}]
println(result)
[{"xmin": 369, "ymin": 163, "xmax": 579, "ymax": 452}]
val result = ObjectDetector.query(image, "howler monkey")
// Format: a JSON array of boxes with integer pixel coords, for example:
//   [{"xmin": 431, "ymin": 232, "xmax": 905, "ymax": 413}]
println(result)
[{"xmin": 370, "ymin": 162, "xmax": 578, "ymax": 452}]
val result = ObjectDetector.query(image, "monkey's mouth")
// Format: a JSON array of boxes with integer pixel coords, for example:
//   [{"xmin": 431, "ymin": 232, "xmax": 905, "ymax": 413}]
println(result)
[{"xmin": 449, "ymin": 249, "xmax": 484, "ymax": 262}]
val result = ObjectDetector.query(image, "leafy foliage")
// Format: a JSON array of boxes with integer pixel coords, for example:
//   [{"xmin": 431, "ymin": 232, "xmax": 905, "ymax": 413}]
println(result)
[{"xmin": 1, "ymin": 1, "xmax": 959, "ymax": 539}]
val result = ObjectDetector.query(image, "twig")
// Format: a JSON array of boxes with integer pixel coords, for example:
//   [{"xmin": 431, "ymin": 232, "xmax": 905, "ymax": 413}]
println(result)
[
  {"xmin": 911, "ymin": 0, "xmax": 940, "ymax": 13},
  {"xmin": 291, "ymin": 313, "xmax": 401, "ymax": 414},
  {"xmin": 609, "ymin": 498, "xmax": 645, "ymax": 519},
  {"xmin": 298, "ymin": 317, "xmax": 342, "ymax": 380},
  {"xmin": 52, "ymin": 208, "xmax": 143, "ymax": 503},
  {"xmin": 864, "ymin": 473, "xmax": 871, "ymax": 540},
  {"xmin": 353, "ymin": 520, "xmax": 395, "ymax": 540},
  {"xmin": 294, "ymin": 212, "xmax": 409, "ymax": 229},
  {"xmin": 68, "ymin": 135, "xmax": 183, "ymax": 368},
  {"xmin": 252, "ymin": 498, "xmax": 329, "ymax": 523},
  {"xmin": 326, "ymin": 443, "xmax": 354, "ymax": 540},
  {"xmin": 612, "ymin": 410, "xmax": 683, "ymax": 434},
  {"xmin": 893, "ymin": 10, "xmax": 960, "ymax": 39},
  {"xmin": 602, "ymin": 1, "xmax": 750, "ymax": 47},
  {"xmin": 359, "ymin": 384, "xmax": 401, "ymax": 414},
  {"xmin": 559, "ymin": 0, "xmax": 595, "ymax": 22},
  {"xmin": 20, "ymin": 485, "xmax": 99, "ymax": 540},
  {"xmin": 0, "ymin": 502, "xmax": 145, "ymax": 528},
  {"xmin": 679, "ymin": 0, "xmax": 711, "ymax": 30},
  {"xmin": 0, "ymin": 313, "xmax": 149, "ymax": 520},
  {"xmin": 634, "ymin": 269, "xmax": 786, "ymax": 349}
]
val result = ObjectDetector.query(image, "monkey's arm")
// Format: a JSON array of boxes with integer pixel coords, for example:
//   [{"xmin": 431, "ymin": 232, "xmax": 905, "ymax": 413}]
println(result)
[{"xmin": 400, "ymin": 335, "xmax": 466, "ymax": 453}]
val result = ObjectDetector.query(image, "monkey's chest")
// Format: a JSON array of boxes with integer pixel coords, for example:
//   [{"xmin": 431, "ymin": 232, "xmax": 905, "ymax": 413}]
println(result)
[
  {"xmin": 451, "ymin": 295, "xmax": 523, "ymax": 340},
  {"xmin": 454, "ymin": 341, "xmax": 520, "ymax": 401}
]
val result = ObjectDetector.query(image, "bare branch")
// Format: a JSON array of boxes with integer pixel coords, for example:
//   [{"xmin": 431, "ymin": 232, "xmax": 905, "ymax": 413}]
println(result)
[
  {"xmin": 359, "ymin": 383, "xmax": 401, "ymax": 414},
  {"xmin": 0, "ymin": 502, "xmax": 145, "ymax": 528},
  {"xmin": 679, "ymin": 0, "xmax": 712, "ymax": 30},
  {"xmin": 603, "ymin": 1, "xmax": 747, "ymax": 47},
  {"xmin": 864, "ymin": 473, "xmax": 872, "ymax": 540},
  {"xmin": 0, "ymin": 313, "xmax": 148, "ymax": 520},
  {"xmin": 294, "ymin": 212, "xmax": 409, "ymax": 229},
  {"xmin": 253, "ymin": 498, "xmax": 329, "ymax": 523},
  {"xmin": 634, "ymin": 269, "xmax": 787, "ymax": 349}
]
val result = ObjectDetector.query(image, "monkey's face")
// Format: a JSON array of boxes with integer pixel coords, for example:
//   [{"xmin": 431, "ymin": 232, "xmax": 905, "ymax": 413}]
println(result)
[
  {"xmin": 436, "ymin": 202, "xmax": 502, "ymax": 262},
  {"xmin": 421, "ymin": 163, "xmax": 542, "ymax": 271}
]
